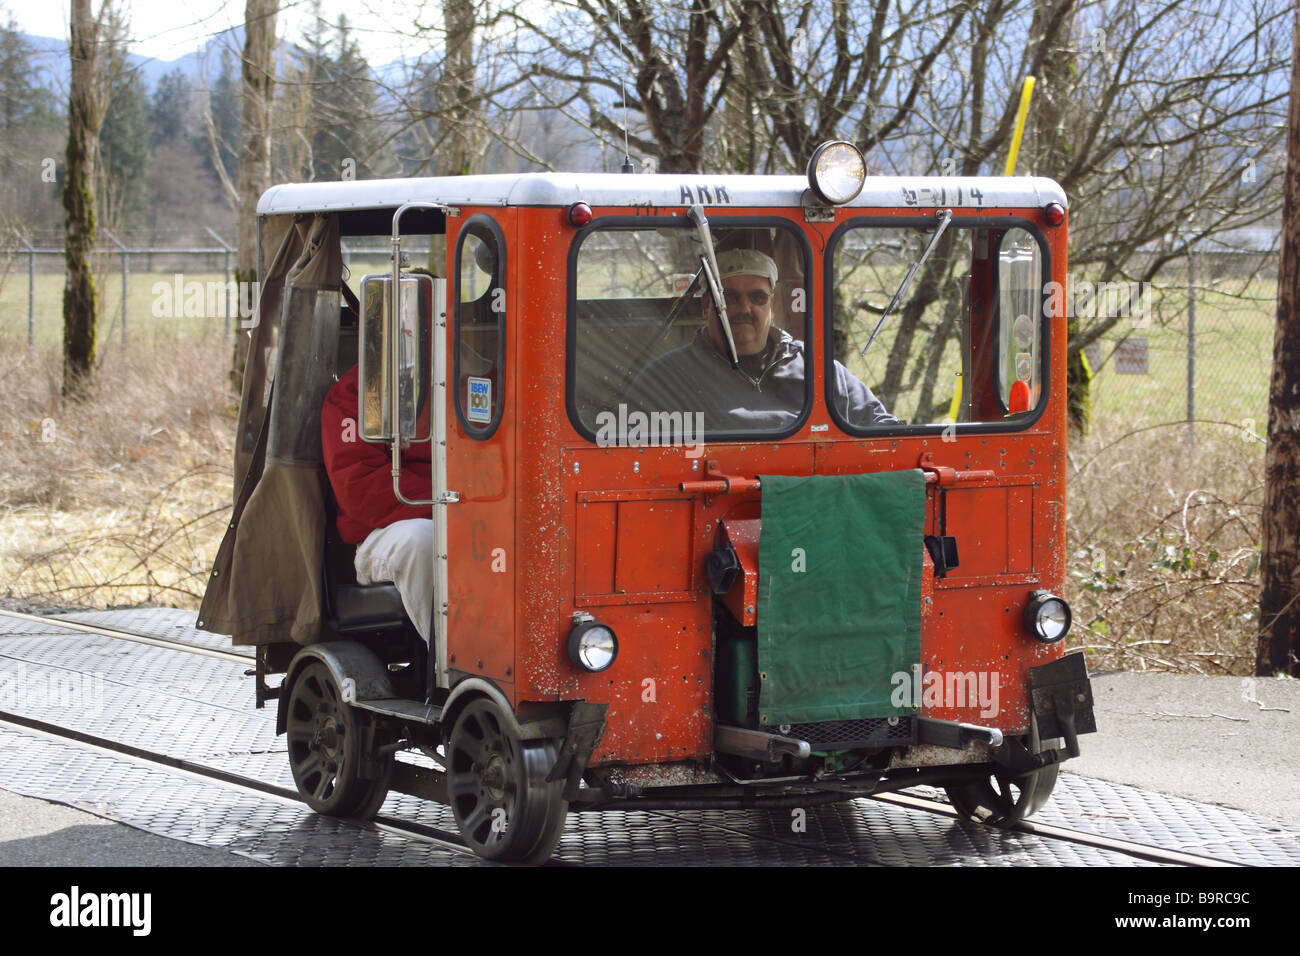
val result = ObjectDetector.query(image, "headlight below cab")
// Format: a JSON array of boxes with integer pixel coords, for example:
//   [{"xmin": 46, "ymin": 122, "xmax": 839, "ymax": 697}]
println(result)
[
  {"xmin": 567, "ymin": 619, "xmax": 619, "ymax": 672},
  {"xmin": 1024, "ymin": 590, "xmax": 1072, "ymax": 643}
]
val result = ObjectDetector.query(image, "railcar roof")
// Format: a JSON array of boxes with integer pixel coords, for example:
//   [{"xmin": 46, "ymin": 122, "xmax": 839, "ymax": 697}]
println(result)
[{"xmin": 257, "ymin": 172, "xmax": 1067, "ymax": 216}]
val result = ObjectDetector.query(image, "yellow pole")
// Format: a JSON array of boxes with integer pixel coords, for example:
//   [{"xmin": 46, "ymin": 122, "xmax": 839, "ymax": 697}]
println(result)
[
  {"xmin": 947, "ymin": 374, "xmax": 963, "ymax": 423},
  {"xmin": 1004, "ymin": 75, "xmax": 1036, "ymax": 176}
]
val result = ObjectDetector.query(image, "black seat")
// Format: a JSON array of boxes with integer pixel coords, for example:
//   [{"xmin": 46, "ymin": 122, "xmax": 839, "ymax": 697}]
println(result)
[{"xmin": 321, "ymin": 485, "xmax": 414, "ymax": 636}]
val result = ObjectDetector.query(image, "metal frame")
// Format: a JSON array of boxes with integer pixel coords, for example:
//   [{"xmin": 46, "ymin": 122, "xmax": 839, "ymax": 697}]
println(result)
[{"xmin": 256, "ymin": 173, "xmax": 1069, "ymax": 216}]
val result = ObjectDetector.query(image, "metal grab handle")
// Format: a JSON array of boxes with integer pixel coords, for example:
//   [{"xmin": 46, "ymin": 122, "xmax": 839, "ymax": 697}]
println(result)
[
  {"xmin": 679, "ymin": 460, "xmax": 761, "ymax": 496},
  {"xmin": 919, "ymin": 452, "xmax": 995, "ymax": 487},
  {"xmin": 921, "ymin": 469, "xmax": 996, "ymax": 486}
]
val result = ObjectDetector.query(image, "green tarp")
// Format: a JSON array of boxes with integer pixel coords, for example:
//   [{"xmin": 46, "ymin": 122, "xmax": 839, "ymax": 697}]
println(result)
[{"xmin": 756, "ymin": 470, "xmax": 926, "ymax": 725}]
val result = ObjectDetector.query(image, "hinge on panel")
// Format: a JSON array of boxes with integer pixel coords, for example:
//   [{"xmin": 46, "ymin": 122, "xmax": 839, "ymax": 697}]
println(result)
[
  {"xmin": 802, "ymin": 201, "xmax": 835, "ymax": 223},
  {"xmin": 438, "ymin": 491, "xmax": 461, "ymax": 504}
]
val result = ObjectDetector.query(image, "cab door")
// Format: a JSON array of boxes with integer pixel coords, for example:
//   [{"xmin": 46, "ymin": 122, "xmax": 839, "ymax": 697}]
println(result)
[{"xmin": 443, "ymin": 212, "xmax": 517, "ymax": 698}]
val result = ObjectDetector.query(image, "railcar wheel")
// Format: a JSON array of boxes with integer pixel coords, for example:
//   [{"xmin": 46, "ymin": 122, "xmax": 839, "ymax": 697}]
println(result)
[
  {"xmin": 446, "ymin": 697, "xmax": 568, "ymax": 864},
  {"xmin": 286, "ymin": 661, "xmax": 392, "ymax": 819},
  {"xmin": 944, "ymin": 762, "xmax": 1058, "ymax": 825},
  {"xmin": 944, "ymin": 713, "xmax": 1059, "ymax": 825}
]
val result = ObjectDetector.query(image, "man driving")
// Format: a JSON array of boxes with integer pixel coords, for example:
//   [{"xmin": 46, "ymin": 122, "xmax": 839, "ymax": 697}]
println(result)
[{"xmin": 625, "ymin": 248, "xmax": 897, "ymax": 431}]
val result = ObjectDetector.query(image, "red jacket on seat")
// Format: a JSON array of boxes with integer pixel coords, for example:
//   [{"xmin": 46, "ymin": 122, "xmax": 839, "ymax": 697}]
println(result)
[{"xmin": 321, "ymin": 365, "xmax": 433, "ymax": 544}]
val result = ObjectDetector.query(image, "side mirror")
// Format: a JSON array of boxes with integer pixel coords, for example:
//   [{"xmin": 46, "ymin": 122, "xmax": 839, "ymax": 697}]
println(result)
[
  {"xmin": 358, "ymin": 272, "xmax": 435, "ymax": 443},
  {"xmin": 997, "ymin": 229, "xmax": 1041, "ymax": 415}
]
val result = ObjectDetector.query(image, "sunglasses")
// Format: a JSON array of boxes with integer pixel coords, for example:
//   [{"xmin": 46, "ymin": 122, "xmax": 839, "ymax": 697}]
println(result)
[{"xmin": 721, "ymin": 288, "xmax": 773, "ymax": 309}]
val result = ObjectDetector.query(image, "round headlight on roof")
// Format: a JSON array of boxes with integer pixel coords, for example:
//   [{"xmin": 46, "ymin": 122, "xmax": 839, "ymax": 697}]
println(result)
[
  {"xmin": 1023, "ymin": 590, "xmax": 1072, "ymax": 643},
  {"xmin": 807, "ymin": 141, "xmax": 866, "ymax": 205},
  {"xmin": 567, "ymin": 620, "xmax": 618, "ymax": 672}
]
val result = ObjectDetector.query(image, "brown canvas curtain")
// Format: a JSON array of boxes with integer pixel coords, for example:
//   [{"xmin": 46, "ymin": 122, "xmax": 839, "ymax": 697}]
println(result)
[{"xmin": 199, "ymin": 213, "xmax": 343, "ymax": 646}]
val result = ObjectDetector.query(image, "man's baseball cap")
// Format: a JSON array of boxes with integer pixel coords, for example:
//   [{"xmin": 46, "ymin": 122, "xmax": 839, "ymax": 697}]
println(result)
[{"xmin": 716, "ymin": 248, "xmax": 778, "ymax": 286}]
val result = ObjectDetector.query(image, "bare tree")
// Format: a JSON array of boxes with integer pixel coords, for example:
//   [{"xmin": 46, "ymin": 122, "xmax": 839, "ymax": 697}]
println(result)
[
  {"xmin": 1258, "ymin": 2, "xmax": 1300, "ymax": 677},
  {"xmin": 508, "ymin": 0, "xmax": 747, "ymax": 172},
  {"xmin": 62, "ymin": 0, "xmax": 109, "ymax": 398},
  {"xmin": 1027, "ymin": 0, "xmax": 1093, "ymax": 431},
  {"xmin": 409, "ymin": 0, "xmax": 482, "ymax": 269},
  {"xmin": 744, "ymin": 0, "xmax": 972, "ymax": 171},
  {"xmin": 829, "ymin": 0, "xmax": 1287, "ymax": 419},
  {"xmin": 488, "ymin": 0, "xmax": 1284, "ymax": 422}
]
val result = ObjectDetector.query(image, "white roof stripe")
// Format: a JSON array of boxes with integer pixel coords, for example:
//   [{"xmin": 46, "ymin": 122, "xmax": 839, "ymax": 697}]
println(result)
[{"xmin": 257, "ymin": 172, "xmax": 1067, "ymax": 216}]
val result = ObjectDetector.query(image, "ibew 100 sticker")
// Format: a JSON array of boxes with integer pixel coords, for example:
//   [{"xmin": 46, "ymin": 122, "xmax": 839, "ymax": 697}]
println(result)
[{"xmin": 467, "ymin": 376, "xmax": 492, "ymax": 423}]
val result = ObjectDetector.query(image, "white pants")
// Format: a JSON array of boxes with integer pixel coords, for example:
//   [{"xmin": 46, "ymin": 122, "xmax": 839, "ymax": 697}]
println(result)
[{"xmin": 354, "ymin": 519, "xmax": 434, "ymax": 644}]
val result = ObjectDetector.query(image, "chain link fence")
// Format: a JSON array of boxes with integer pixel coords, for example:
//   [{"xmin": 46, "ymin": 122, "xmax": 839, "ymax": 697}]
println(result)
[
  {"xmin": 1082, "ymin": 243, "xmax": 1277, "ymax": 437},
  {"xmin": 0, "ymin": 229, "xmax": 427, "ymax": 346},
  {"xmin": 1066, "ymin": 234, "xmax": 1278, "ymax": 675},
  {"xmin": 0, "ymin": 228, "xmax": 1281, "ymax": 674}
]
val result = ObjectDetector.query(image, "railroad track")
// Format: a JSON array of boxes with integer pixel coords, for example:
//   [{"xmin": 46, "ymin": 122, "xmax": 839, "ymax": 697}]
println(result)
[
  {"xmin": 0, "ymin": 608, "xmax": 1252, "ymax": 867},
  {"xmin": 868, "ymin": 791, "xmax": 1241, "ymax": 867},
  {"xmin": 0, "ymin": 704, "xmax": 513, "ymax": 864}
]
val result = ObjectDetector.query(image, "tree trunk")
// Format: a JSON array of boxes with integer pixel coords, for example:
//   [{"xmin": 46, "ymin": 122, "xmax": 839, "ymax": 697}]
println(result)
[
  {"xmin": 426, "ymin": 0, "xmax": 475, "ymax": 274},
  {"xmin": 1029, "ymin": 0, "xmax": 1090, "ymax": 435},
  {"xmin": 231, "ymin": 0, "xmax": 279, "ymax": 394},
  {"xmin": 442, "ymin": 0, "xmax": 476, "ymax": 177},
  {"xmin": 62, "ymin": 0, "xmax": 103, "ymax": 399},
  {"xmin": 1258, "ymin": 3, "xmax": 1300, "ymax": 678}
]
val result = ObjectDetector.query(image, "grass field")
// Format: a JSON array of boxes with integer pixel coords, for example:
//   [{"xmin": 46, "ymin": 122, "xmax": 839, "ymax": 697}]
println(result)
[
  {"xmin": 0, "ymin": 270, "xmax": 234, "ymax": 347},
  {"xmin": 0, "ymin": 329, "xmax": 234, "ymax": 612},
  {"xmin": 0, "ymin": 252, "xmax": 404, "ymax": 347}
]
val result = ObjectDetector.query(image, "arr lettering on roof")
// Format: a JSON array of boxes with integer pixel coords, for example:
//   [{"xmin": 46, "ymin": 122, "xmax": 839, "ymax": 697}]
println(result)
[{"xmin": 679, "ymin": 184, "xmax": 733, "ymax": 205}]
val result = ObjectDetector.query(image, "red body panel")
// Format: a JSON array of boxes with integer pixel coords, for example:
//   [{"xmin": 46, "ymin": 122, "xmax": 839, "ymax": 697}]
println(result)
[{"xmin": 439, "ymin": 202, "xmax": 1069, "ymax": 767}]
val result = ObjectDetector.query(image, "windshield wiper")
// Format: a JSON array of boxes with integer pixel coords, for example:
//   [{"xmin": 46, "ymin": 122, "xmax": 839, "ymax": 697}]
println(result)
[
  {"xmin": 860, "ymin": 208, "xmax": 953, "ymax": 357},
  {"xmin": 688, "ymin": 204, "xmax": 740, "ymax": 368}
]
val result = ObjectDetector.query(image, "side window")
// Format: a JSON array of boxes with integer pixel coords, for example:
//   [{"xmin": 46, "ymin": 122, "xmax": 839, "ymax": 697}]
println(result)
[{"xmin": 453, "ymin": 217, "xmax": 506, "ymax": 438}]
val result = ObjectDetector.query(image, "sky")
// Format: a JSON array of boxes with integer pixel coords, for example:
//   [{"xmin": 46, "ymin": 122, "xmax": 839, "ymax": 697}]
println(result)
[{"xmin": 5, "ymin": 0, "xmax": 441, "ymax": 65}]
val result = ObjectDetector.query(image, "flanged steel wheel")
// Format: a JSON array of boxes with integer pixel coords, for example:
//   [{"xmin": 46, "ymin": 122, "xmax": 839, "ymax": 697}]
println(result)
[
  {"xmin": 945, "ymin": 715, "xmax": 1059, "ymax": 825},
  {"xmin": 944, "ymin": 763, "xmax": 1058, "ymax": 825},
  {"xmin": 446, "ymin": 697, "xmax": 567, "ymax": 864},
  {"xmin": 286, "ymin": 661, "xmax": 392, "ymax": 818}
]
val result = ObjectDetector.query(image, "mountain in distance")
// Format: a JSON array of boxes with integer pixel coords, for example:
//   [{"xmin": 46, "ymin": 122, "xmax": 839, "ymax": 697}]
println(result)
[
  {"xmin": 22, "ymin": 25, "xmax": 249, "ymax": 93},
  {"xmin": 19, "ymin": 24, "xmax": 424, "ymax": 96}
]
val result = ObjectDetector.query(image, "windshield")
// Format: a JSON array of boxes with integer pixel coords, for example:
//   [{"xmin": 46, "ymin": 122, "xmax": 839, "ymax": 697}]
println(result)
[
  {"xmin": 570, "ymin": 222, "xmax": 814, "ymax": 441},
  {"xmin": 829, "ymin": 221, "xmax": 1048, "ymax": 431}
]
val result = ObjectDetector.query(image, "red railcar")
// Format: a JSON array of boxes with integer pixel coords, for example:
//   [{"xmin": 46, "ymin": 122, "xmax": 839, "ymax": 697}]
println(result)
[{"xmin": 200, "ymin": 144, "xmax": 1096, "ymax": 863}]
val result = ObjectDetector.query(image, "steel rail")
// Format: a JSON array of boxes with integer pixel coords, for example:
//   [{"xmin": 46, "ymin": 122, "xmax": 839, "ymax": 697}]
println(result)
[
  {"xmin": 0, "ymin": 608, "xmax": 251, "ymax": 665},
  {"xmin": 872, "ymin": 790, "xmax": 1244, "ymax": 868},
  {"xmin": 0, "ymin": 707, "xmax": 491, "ymax": 863}
]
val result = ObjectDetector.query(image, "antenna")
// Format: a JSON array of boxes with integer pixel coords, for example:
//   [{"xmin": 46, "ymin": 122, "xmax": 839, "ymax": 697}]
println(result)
[{"xmin": 616, "ymin": 6, "xmax": 634, "ymax": 173}]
